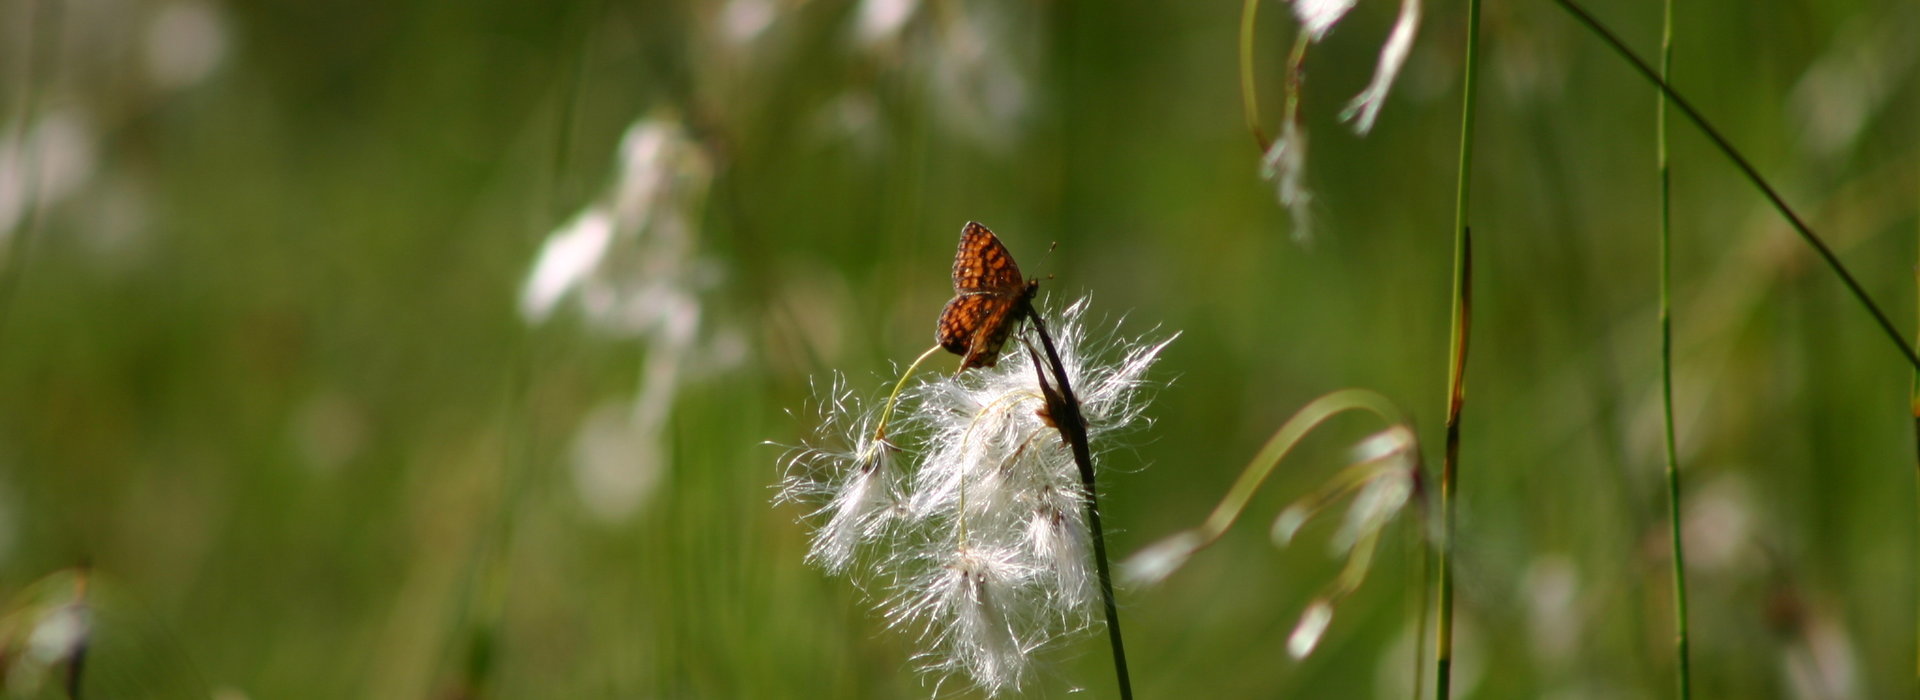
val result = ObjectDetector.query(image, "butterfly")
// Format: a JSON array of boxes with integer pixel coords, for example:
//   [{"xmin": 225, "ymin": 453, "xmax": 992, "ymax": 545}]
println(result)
[{"xmin": 937, "ymin": 221, "xmax": 1040, "ymax": 370}]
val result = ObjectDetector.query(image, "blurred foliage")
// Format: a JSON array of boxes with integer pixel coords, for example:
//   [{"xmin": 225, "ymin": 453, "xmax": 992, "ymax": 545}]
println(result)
[{"xmin": 0, "ymin": 0, "xmax": 1916, "ymax": 697}]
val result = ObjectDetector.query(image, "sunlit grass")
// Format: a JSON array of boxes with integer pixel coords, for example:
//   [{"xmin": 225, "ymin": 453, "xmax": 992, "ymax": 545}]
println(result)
[{"xmin": 0, "ymin": 0, "xmax": 1915, "ymax": 697}]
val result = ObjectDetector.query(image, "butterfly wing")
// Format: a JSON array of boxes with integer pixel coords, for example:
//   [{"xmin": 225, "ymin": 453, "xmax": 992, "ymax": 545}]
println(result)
[
  {"xmin": 948, "ymin": 281, "xmax": 1040, "ymax": 369},
  {"xmin": 951, "ymin": 222, "xmax": 1024, "ymax": 293},
  {"xmin": 962, "ymin": 294, "xmax": 1021, "ymax": 369},
  {"xmin": 937, "ymin": 293, "xmax": 998, "ymax": 356},
  {"xmin": 940, "ymin": 222, "xmax": 1036, "ymax": 370}
]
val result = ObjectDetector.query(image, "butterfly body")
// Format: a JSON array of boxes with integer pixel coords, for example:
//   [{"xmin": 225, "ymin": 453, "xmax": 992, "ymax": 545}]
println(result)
[{"xmin": 936, "ymin": 222, "xmax": 1037, "ymax": 370}]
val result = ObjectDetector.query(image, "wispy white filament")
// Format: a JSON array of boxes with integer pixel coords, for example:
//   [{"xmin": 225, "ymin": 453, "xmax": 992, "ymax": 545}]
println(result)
[
  {"xmin": 1267, "ymin": 0, "xmax": 1424, "ymax": 241},
  {"xmin": 1338, "ymin": 0, "xmax": 1421, "ymax": 134},
  {"xmin": 1262, "ymin": 119, "xmax": 1314, "ymax": 241},
  {"xmin": 812, "ymin": 441, "xmax": 901, "ymax": 572},
  {"xmin": 892, "ymin": 544, "xmax": 1039, "ymax": 694}
]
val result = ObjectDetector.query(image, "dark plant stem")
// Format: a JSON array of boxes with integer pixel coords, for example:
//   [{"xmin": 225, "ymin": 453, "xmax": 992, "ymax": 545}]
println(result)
[
  {"xmin": 1436, "ymin": 226, "xmax": 1472, "ymax": 700},
  {"xmin": 1912, "ymin": 183, "xmax": 1920, "ymax": 688},
  {"xmin": 1411, "ymin": 474, "xmax": 1433, "ymax": 700},
  {"xmin": 1025, "ymin": 311, "xmax": 1133, "ymax": 700},
  {"xmin": 1554, "ymin": 0, "xmax": 1920, "ymax": 372},
  {"xmin": 65, "ymin": 565, "xmax": 89, "ymax": 700},
  {"xmin": 1436, "ymin": 0, "xmax": 1482, "ymax": 694},
  {"xmin": 1654, "ymin": 1, "xmax": 1692, "ymax": 696}
]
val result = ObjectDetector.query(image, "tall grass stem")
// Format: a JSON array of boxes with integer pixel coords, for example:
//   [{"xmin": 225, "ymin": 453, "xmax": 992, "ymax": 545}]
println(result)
[
  {"xmin": 1435, "ymin": 0, "xmax": 1482, "ymax": 694},
  {"xmin": 1554, "ymin": 0, "xmax": 1920, "ymax": 372},
  {"xmin": 1655, "ymin": 1, "xmax": 1692, "ymax": 696}
]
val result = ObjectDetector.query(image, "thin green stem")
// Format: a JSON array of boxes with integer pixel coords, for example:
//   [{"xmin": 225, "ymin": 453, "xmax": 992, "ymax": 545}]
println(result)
[
  {"xmin": 1435, "ymin": 0, "xmax": 1481, "ymax": 696},
  {"xmin": 1191, "ymin": 389, "xmax": 1406, "ymax": 543},
  {"xmin": 1026, "ymin": 313, "xmax": 1131, "ymax": 700},
  {"xmin": 1239, "ymin": 0, "xmax": 1268, "ymax": 150},
  {"xmin": 1655, "ymin": 1, "xmax": 1692, "ymax": 697},
  {"xmin": 1282, "ymin": 32, "xmax": 1311, "ymax": 137},
  {"xmin": 874, "ymin": 344, "xmax": 944, "ymax": 444},
  {"xmin": 1554, "ymin": 0, "xmax": 1920, "ymax": 372}
]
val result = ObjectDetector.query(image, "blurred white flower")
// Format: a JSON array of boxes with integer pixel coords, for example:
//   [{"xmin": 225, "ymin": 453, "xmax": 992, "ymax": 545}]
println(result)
[
  {"xmin": 720, "ymin": 0, "xmax": 778, "ymax": 46},
  {"xmin": 1276, "ymin": 426, "xmax": 1415, "ymax": 659},
  {"xmin": 1120, "ymin": 531, "xmax": 1204, "ymax": 588},
  {"xmin": 778, "ymin": 298, "xmax": 1173, "ymax": 694},
  {"xmin": 854, "ymin": 0, "xmax": 920, "ymax": 46},
  {"xmin": 0, "ymin": 111, "xmax": 96, "ymax": 245},
  {"xmin": 23, "ymin": 604, "xmax": 87, "ymax": 668},
  {"xmin": 1287, "ymin": 598, "xmax": 1334, "ymax": 659},
  {"xmin": 522, "ymin": 114, "xmax": 733, "ymax": 522},
  {"xmin": 842, "ymin": 1, "xmax": 1033, "ymax": 151},
  {"xmin": 2, "ymin": 569, "xmax": 91, "ymax": 697},
  {"xmin": 1682, "ymin": 474, "xmax": 1758, "ymax": 574},
  {"xmin": 570, "ymin": 398, "xmax": 671, "ymax": 522},
  {"xmin": 1125, "ymin": 407, "xmax": 1419, "ymax": 662},
  {"xmin": 1328, "ymin": 429, "xmax": 1415, "ymax": 553},
  {"xmin": 1768, "ymin": 585, "xmax": 1858, "ymax": 700},
  {"xmin": 1522, "ymin": 555, "xmax": 1581, "ymax": 665},
  {"xmin": 520, "ymin": 210, "xmax": 614, "ymax": 322},
  {"xmin": 144, "ymin": 1, "xmax": 228, "ymax": 91},
  {"xmin": 521, "ymin": 116, "xmax": 715, "ymax": 336},
  {"xmin": 1789, "ymin": 15, "xmax": 1913, "ymax": 158},
  {"xmin": 928, "ymin": 14, "xmax": 1030, "ymax": 151}
]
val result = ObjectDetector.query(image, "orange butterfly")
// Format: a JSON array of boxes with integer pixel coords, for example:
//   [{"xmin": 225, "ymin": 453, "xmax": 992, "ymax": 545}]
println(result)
[{"xmin": 937, "ymin": 222, "xmax": 1039, "ymax": 370}]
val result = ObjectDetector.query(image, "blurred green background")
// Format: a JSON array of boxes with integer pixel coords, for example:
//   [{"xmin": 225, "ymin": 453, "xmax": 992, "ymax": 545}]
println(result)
[{"xmin": 1, "ymin": 0, "xmax": 1917, "ymax": 696}]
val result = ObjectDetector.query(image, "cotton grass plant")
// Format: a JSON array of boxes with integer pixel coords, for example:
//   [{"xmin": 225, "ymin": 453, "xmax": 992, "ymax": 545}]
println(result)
[
  {"xmin": 1124, "ymin": 389, "xmax": 1423, "ymax": 662},
  {"xmin": 1243, "ymin": 0, "xmax": 1422, "ymax": 241},
  {"xmin": 777, "ymin": 298, "xmax": 1172, "ymax": 695}
]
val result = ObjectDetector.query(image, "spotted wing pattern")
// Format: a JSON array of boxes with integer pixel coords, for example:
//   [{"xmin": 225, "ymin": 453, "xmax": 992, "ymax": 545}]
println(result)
[
  {"xmin": 952, "ymin": 221, "xmax": 1024, "ymax": 294},
  {"xmin": 935, "ymin": 222, "xmax": 1037, "ymax": 370}
]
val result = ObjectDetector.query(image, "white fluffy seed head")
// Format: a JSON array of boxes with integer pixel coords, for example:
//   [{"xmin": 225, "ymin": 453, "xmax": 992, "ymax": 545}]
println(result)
[
  {"xmin": 776, "ymin": 297, "xmax": 1173, "ymax": 693},
  {"xmin": 777, "ymin": 376, "xmax": 904, "ymax": 573},
  {"xmin": 890, "ymin": 543, "xmax": 1042, "ymax": 695}
]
